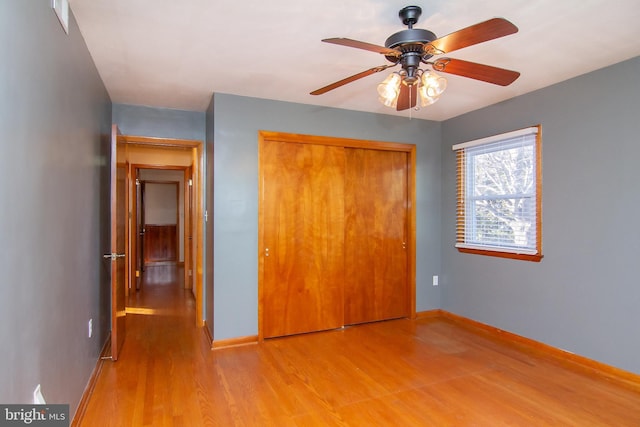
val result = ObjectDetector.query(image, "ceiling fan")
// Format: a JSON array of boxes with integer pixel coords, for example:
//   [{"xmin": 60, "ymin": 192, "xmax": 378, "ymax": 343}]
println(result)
[{"xmin": 310, "ymin": 6, "xmax": 520, "ymax": 111}]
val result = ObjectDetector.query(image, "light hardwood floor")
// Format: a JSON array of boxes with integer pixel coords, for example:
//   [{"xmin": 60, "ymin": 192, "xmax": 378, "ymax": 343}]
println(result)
[{"xmin": 79, "ymin": 265, "xmax": 640, "ymax": 426}]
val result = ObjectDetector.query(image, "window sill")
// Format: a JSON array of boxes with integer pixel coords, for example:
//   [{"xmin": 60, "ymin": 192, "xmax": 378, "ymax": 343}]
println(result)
[{"xmin": 457, "ymin": 247, "xmax": 543, "ymax": 262}]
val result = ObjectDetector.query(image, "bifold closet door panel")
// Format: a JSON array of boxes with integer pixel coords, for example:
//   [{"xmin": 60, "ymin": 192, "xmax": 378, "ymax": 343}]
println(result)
[
  {"xmin": 344, "ymin": 148, "xmax": 409, "ymax": 325},
  {"xmin": 262, "ymin": 141, "xmax": 346, "ymax": 338}
]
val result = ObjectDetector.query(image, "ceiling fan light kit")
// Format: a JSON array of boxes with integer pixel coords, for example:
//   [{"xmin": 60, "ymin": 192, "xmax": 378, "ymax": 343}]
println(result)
[{"xmin": 311, "ymin": 5, "xmax": 520, "ymax": 113}]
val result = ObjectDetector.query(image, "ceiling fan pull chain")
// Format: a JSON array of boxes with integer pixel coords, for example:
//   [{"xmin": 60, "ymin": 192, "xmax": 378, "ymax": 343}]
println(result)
[{"xmin": 409, "ymin": 88, "xmax": 412, "ymax": 120}]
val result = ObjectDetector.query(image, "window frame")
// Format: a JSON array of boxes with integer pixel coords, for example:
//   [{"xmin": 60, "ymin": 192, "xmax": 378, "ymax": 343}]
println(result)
[{"xmin": 453, "ymin": 125, "xmax": 543, "ymax": 262}]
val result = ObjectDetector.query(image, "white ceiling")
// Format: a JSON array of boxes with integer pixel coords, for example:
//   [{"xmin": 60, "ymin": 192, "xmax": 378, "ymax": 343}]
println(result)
[{"xmin": 68, "ymin": 0, "xmax": 640, "ymax": 121}]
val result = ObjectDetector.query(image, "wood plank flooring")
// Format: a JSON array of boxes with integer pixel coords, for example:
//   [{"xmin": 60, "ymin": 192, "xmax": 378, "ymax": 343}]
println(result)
[{"xmin": 79, "ymin": 266, "xmax": 640, "ymax": 426}]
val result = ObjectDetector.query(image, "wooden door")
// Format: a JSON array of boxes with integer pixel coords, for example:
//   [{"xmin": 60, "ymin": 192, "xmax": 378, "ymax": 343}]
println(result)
[
  {"xmin": 344, "ymin": 149, "xmax": 409, "ymax": 324},
  {"xmin": 143, "ymin": 225, "xmax": 178, "ymax": 262},
  {"xmin": 262, "ymin": 141, "xmax": 346, "ymax": 338},
  {"xmin": 108, "ymin": 124, "xmax": 127, "ymax": 361}
]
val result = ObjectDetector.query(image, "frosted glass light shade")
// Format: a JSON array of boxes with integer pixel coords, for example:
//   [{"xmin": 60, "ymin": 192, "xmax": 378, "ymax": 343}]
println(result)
[
  {"xmin": 418, "ymin": 70, "xmax": 447, "ymax": 107},
  {"xmin": 377, "ymin": 73, "xmax": 402, "ymax": 106}
]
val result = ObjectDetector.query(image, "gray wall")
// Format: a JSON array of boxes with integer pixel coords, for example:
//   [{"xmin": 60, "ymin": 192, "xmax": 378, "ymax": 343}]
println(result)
[
  {"xmin": 210, "ymin": 94, "xmax": 443, "ymax": 340},
  {"xmin": 441, "ymin": 56, "xmax": 640, "ymax": 374},
  {"xmin": 0, "ymin": 0, "xmax": 111, "ymax": 412},
  {"xmin": 112, "ymin": 103, "xmax": 205, "ymax": 141}
]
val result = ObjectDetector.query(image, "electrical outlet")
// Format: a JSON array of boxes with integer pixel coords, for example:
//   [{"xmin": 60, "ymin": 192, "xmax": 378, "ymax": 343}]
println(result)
[
  {"xmin": 433, "ymin": 275, "xmax": 439, "ymax": 286},
  {"xmin": 88, "ymin": 319, "xmax": 93, "ymax": 338}
]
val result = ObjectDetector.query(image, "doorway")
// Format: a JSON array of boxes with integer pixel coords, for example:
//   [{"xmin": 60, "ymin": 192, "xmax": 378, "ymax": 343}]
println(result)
[
  {"xmin": 141, "ymin": 179, "xmax": 179, "ymax": 266},
  {"xmin": 121, "ymin": 135, "xmax": 205, "ymax": 327},
  {"xmin": 132, "ymin": 168, "xmax": 191, "ymax": 291}
]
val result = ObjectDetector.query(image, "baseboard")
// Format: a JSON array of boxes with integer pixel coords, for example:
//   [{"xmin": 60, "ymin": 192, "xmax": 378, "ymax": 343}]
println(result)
[
  {"xmin": 71, "ymin": 334, "xmax": 111, "ymax": 427},
  {"xmin": 415, "ymin": 309, "xmax": 444, "ymax": 319},
  {"xmin": 437, "ymin": 310, "xmax": 640, "ymax": 391},
  {"xmin": 212, "ymin": 335, "xmax": 259, "ymax": 350},
  {"xmin": 202, "ymin": 320, "xmax": 213, "ymax": 348}
]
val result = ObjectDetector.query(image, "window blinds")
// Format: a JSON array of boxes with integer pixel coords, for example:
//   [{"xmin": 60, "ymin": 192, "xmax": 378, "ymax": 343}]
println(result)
[{"xmin": 453, "ymin": 126, "xmax": 541, "ymax": 256}]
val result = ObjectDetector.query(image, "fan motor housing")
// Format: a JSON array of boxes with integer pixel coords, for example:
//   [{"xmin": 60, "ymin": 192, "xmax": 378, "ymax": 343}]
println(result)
[
  {"xmin": 385, "ymin": 28, "xmax": 437, "ymax": 50},
  {"xmin": 384, "ymin": 28, "xmax": 437, "ymax": 65}
]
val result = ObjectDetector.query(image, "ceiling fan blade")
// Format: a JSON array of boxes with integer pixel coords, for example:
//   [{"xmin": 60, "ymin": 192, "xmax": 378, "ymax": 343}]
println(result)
[
  {"xmin": 310, "ymin": 64, "xmax": 396, "ymax": 95},
  {"xmin": 425, "ymin": 18, "xmax": 518, "ymax": 55},
  {"xmin": 322, "ymin": 38, "xmax": 401, "ymax": 57},
  {"xmin": 396, "ymin": 84, "xmax": 417, "ymax": 111},
  {"xmin": 433, "ymin": 58, "xmax": 520, "ymax": 86}
]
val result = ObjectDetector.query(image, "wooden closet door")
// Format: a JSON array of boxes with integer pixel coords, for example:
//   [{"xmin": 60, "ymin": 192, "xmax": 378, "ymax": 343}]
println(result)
[
  {"xmin": 262, "ymin": 141, "xmax": 345, "ymax": 338},
  {"xmin": 344, "ymin": 149, "xmax": 409, "ymax": 325}
]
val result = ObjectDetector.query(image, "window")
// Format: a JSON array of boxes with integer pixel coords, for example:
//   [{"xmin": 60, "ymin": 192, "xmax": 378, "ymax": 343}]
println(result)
[{"xmin": 453, "ymin": 126, "xmax": 542, "ymax": 261}]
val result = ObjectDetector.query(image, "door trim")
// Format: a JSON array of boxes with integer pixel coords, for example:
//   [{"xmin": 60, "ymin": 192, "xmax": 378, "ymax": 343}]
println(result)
[{"xmin": 257, "ymin": 131, "xmax": 417, "ymax": 341}]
